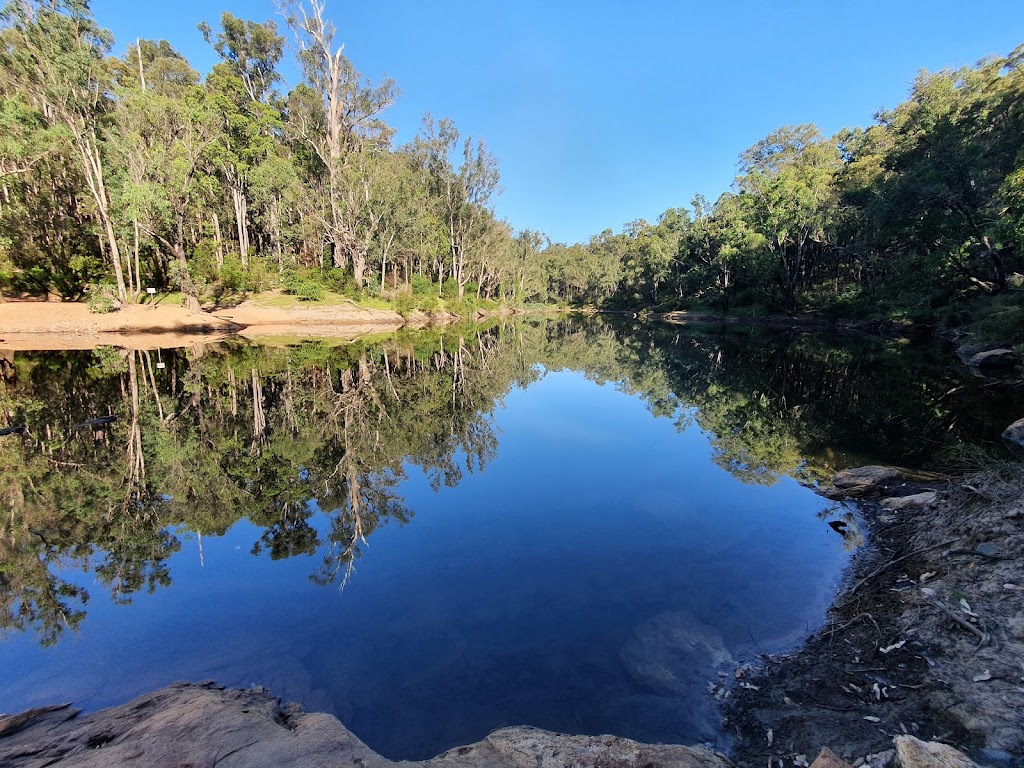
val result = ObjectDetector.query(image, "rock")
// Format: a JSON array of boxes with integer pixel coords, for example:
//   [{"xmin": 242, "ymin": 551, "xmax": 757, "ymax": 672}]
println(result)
[
  {"xmin": 893, "ymin": 735, "xmax": 979, "ymax": 768},
  {"xmin": 1002, "ymin": 417, "xmax": 1024, "ymax": 453},
  {"xmin": 811, "ymin": 747, "xmax": 854, "ymax": 768},
  {"xmin": 881, "ymin": 491, "xmax": 938, "ymax": 510},
  {"xmin": 967, "ymin": 349, "xmax": 1021, "ymax": 373},
  {"xmin": 975, "ymin": 542, "xmax": 999, "ymax": 557},
  {"xmin": 832, "ymin": 466, "xmax": 903, "ymax": 496},
  {"xmin": 480, "ymin": 726, "xmax": 730, "ymax": 768},
  {"xmin": 620, "ymin": 611, "xmax": 733, "ymax": 696},
  {"xmin": 956, "ymin": 343, "xmax": 986, "ymax": 365},
  {"xmin": 0, "ymin": 682, "xmax": 731, "ymax": 768}
]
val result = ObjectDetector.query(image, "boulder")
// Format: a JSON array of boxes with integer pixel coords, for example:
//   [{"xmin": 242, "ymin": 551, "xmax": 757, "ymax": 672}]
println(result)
[
  {"xmin": 0, "ymin": 681, "xmax": 731, "ymax": 768},
  {"xmin": 880, "ymin": 491, "xmax": 938, "ymax": 510},
  {"xmin": 832, "ymin": 466, "xmax": 903, "ymax": 496},
  {"xmin": 893, "ymin": 736, "xmax": 978, "ymax": 768},
  {"xmin": 967, "ymin": 349, "xmax": 1020, "ymax": 373},
  {"xmin": 1002, "ymin": 417, "xmax": 1024, "ymax": 453}
]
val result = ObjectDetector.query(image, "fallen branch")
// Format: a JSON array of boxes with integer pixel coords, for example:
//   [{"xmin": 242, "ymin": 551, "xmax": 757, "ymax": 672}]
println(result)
[{"xmin": 926, "ymin": 598, "xmax": 989, "ymax": 645}]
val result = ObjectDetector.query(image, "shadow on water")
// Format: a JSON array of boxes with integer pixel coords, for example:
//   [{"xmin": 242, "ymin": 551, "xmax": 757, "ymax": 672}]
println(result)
[{"xmin": 0, "ymin": 317, "xmax": 1020, "ymax": 757}]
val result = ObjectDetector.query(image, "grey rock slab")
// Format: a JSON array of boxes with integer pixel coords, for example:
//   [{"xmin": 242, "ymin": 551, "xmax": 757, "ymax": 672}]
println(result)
[
  {"xmin": 881, "ymin": 491, "xmax": 939, "ymax": 510},
  {"xmin": 0, "ymin": 682, "xmax": 731, "ymax": 768},
  {"xmin": 832, "ymin": 466, "xmax": 903, "ymax": 494}
]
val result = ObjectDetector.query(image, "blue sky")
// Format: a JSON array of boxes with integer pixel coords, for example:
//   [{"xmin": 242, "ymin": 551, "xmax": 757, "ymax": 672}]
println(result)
[{"xmin": 92, "ymin": 0, "xmax": 1024, "ymax": 244}]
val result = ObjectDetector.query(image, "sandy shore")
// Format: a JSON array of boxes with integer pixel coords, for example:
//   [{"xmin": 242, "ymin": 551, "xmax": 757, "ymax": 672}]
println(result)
[{"xmin": 0, "ymin": 299, "xmax": 409, "ymax": 350}]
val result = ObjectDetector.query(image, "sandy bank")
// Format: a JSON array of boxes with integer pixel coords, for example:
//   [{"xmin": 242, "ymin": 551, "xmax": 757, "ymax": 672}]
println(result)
[
  {"xmin": 0, "ymin": 302, "xmax": 239, "ymax": 350},
  {"xmin": 0, "ymin": 299, "xmax": 416, "ymax": 350}
]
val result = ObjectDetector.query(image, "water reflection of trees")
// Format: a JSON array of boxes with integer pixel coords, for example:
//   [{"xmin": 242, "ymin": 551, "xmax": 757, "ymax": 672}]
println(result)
[
  {"xmin": 533, "ymin": 318, "xmax": 1020, "ymax": 483},
  {"xmin": 2, "ymin": 318, "xmax": 1018, "ymax": 646},
  {"xmin": 0, "ymin": 325, "xmax": 534, "ymax": 644}
]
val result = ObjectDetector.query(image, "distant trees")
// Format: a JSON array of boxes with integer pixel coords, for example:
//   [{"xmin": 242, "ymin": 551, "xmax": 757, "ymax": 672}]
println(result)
[{"xmin": 532, "ymin": 45, "xmax": 1024, "ymax": 322}]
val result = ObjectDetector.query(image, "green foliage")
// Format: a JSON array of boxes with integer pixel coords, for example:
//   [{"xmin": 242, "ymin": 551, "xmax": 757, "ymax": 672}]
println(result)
[
  {"xmin": 410, "ymin": 274, "xmax": 434, "ymax": 296},
  {"xmin": 441, "ymin": 278, "xmax": 460, "ymax": 299},
  {"xmin": 391, "ymin": 289, "xmax": 417, "ymax": 317},
  {"xmin": 282, "ymin": 268, "xmax": 326, "ymax": 301},
  {"xmin": 85, "ymin": 282, "xmax": 121, "ymax": 313}
]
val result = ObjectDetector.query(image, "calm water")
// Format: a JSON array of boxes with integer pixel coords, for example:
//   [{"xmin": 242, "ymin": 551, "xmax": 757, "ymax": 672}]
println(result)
[{"xmin": 0, "ymin": 319, "xmax": 1019, "ymax": 758}]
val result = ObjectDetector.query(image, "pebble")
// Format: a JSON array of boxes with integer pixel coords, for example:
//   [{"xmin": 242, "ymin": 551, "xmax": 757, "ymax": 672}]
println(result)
[{"xmin": 976, "ymin": 542, "xmax": 999, "ymax": 557}]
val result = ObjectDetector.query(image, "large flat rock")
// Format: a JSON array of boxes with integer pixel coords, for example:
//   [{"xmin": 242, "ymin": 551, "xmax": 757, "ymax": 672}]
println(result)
[{"xmin": 0, "ymin": 682, "xmax": 731, "ymax": 768}]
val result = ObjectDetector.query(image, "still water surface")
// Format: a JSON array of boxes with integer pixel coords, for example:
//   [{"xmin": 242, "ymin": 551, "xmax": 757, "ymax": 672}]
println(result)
[{"xmin": 0, "ymin": 319, "xmax": 1017, "ymax": 758}]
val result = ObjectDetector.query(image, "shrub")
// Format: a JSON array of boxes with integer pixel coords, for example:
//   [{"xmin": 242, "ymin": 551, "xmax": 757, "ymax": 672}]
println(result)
[
  {"xmin": 441, "ymin": 278, "xmax": 460, "ymax": 300},
  {"xmin": 416, "ymin": 293, "xmax": 439, "ymax": 313},
  {"xmin": 410, "ymin": 274, "xmax": 434, "ymax": 296},
  {"xmin": 391, "ymin": 290, "xmax": 417, "ymax": 317},
  {"xmin": 86, "ymin": 282, "xmax": 121, "ymax": 313},
  {"xmin": 282, "ymin": 269, "xmax": 326, "ymax": 302}
]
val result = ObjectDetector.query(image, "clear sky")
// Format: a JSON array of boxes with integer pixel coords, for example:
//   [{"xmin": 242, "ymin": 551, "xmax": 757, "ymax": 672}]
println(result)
[{"xmin": 91, "ymin": 0, "xmax": 1024, "ymax": 244}]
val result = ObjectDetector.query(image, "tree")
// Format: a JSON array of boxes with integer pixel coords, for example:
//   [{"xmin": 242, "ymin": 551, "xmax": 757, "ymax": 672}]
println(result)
[
  {"xmin": 735, "ymin": 124, "xmax": 841, "ymax": 310},
  {"xmin": 0, "ymin": 0, "xmax": 129, "ymax": 300},
  {"xmin": 283, "ymin": 0, "xmax": 396, "ymax": 286}
]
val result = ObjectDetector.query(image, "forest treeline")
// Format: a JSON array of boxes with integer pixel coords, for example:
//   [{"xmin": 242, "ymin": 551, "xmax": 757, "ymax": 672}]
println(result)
[
  {"xmin": 0, "ymin": 0, "xmax": 544, "ymax": 311},
  {"xmin": 549, "ymin": 46, "xmax": 1024, "ymax": 334},
  {"xmin": 1, "ymin": 1, "xmax": 1022, "ymax": 331}
]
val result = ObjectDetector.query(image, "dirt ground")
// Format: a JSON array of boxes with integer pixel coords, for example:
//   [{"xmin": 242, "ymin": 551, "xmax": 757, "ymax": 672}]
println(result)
[{"xmin": 724, "ymin": 470, "xmax": 1024, "ymax": 767}]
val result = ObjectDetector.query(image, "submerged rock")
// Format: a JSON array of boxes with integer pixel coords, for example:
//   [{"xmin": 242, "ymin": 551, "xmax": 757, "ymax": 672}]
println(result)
[
  {"xmin": 620, "ymin": 611, "xmax": 732, "ymax": 696},
  {"xmin": 0, "ymin": 681, "xmax": 731, "ymax": 768}
]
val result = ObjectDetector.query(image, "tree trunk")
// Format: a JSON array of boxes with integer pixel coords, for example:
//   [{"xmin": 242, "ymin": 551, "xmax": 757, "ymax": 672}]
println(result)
[
  {"xmin": 212, "ymin": 211, "xmax": 224, "ymax": 271},
  {"xmin": 231, "ymin": 185, "xmax": 250, "ymax": 265}
]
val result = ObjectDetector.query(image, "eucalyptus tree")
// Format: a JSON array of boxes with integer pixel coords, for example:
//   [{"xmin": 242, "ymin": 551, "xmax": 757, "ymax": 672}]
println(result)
[
  {"xmin": 107, "ymin": 40, "xmax": 219, "ymax": 306},
  {"xmin": 412, "ymin": 115, "xmax": 502, "ymax": 299},
  {"xmin": 283, "ymin": 0, "xmax": 397, "ymax": 285},
  {"xmin": 200, "ymin": 13, "xmax": 286, "ymax": 265},
  {"xmin": 0, "ymin": 0, "xmax": 129, "ymax": 300}
]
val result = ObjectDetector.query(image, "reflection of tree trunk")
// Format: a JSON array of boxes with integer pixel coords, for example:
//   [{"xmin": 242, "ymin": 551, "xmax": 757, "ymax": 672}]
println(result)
[
  {"xmin": 251, "ymin": 367, "xmax": 266, "ymax": 450},
  {"xmin": 143, "ymin": 352, "xmax": 164, "ymax": 422},
  {"xmin": 228, "ymin": 368, "xmax": 237, "ymax": 417},
  {"xmin": 126, "ymin": 353, "xmax": 146, "ymax": 498}
]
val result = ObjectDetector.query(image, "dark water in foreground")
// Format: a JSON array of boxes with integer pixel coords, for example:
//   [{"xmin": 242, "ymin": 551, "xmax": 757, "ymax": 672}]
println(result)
[{"xmin": 0, "ymin": 319, "xmax": 1019, "ymax": 758}]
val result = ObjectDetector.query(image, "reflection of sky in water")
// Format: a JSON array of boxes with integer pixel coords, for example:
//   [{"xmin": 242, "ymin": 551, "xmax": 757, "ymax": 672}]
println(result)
[{"xmin": 0, "ymin": 369, "xmax": 850, "ymax": 759}]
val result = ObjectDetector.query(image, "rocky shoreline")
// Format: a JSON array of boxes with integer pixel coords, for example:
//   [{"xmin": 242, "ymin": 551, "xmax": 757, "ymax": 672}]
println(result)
[
  {"xmin": 725, "ymin": 464, "xmax": 1024, "ymax": 767},
  {"xmin": 0, "ymin": 681, "xmax": 999, "ymax": 768}
]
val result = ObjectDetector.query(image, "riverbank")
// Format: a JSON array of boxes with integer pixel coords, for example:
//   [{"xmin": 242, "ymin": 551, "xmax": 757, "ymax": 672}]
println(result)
[
  {"xmin": 0, "ymin": 297, "xmax": 500, "ymax": 350},
  {"xmin": 725, "ymin": 465, "xmax": 1024, "ymax": 767},
  {"xmin": 641, "ymin": 309, "xmax": 919, "ymax": 338}
]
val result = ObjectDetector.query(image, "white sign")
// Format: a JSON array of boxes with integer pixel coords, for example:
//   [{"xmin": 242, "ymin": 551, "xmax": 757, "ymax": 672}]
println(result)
[{"xmin": 146, "ymin": 288, "xmax": 157, "ymax": 295}]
